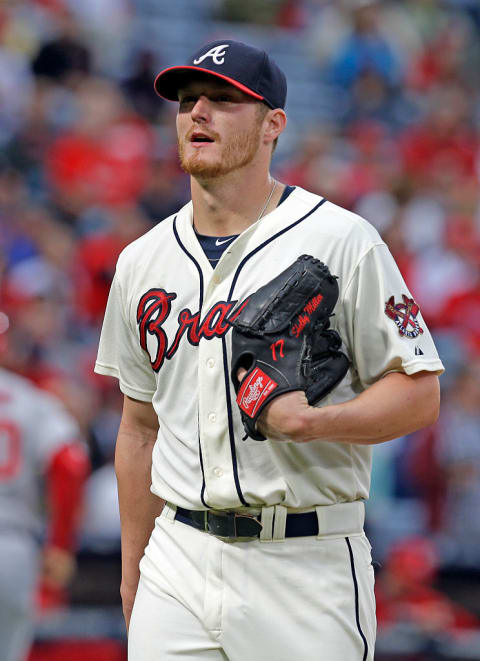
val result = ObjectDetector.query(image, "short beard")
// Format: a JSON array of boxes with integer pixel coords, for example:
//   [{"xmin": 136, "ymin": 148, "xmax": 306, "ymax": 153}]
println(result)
[{"xmin": 178, "ymin": 119, "xmax": 263, "ymax": 179}]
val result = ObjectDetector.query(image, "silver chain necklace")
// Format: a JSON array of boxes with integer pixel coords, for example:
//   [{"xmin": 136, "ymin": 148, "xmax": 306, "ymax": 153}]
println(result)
[{"xmin": 256, "ymin": 179, "xmax": 277, "ymax": 222}]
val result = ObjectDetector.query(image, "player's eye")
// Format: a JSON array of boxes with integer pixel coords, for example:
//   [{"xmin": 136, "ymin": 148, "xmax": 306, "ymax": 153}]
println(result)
[{"xmin": 179, "ymin": 96, "xmax": 197, "ymax": 108}]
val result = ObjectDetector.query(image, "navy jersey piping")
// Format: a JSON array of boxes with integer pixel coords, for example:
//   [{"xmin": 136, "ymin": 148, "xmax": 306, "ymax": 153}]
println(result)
[
  {"xmin": 173, "ymin": 216, "xmax": 204, "ymax": 310},
  {"xmin": 222, "ymin": 335, "xmax": 249, "ymax": 506},
  {"xmin": 346, "ymin": 537, "xmax": 369, "ymax": 661},
  {"xmin": 173, "ymin": 216, "xmax": 207, "ymax": 505},
  {"xmin": 198, "ymin": 430, "xmax": 208, "ymax": 508},
  {"xmin": 227, "ymin": 198, "xmax": 326, "ymax": 301}
]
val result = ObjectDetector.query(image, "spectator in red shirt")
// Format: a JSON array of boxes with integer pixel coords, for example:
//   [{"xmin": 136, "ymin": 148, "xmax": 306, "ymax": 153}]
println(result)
[
  {"xmin": 376, "ymin": 536, "xmax": 479, "ymax": 633},
  {"xmin": 400, "ymin": 84, "xmax": 477, "ymax": 190}
]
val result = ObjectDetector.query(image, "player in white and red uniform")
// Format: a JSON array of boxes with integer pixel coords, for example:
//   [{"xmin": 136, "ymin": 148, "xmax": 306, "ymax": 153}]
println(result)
[
  {"xmin": 0, "ymin": 313, "xmax": 89, "ymax": 661},
  {"xmin": 95, "ymin": 40, "xmax": 444, "ymax": 660}
]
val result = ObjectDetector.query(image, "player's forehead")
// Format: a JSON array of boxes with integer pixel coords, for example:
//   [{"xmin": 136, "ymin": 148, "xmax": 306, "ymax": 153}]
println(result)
[{"xmin": 177, "ymin": 73, "xmax": 256, "ymax": 102}]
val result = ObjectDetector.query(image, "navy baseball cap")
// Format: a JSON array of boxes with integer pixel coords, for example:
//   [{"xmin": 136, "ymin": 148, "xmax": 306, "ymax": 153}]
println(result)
[{"xmin": 154, "ymin": 39, "xmax": 287, "ymax": 110}]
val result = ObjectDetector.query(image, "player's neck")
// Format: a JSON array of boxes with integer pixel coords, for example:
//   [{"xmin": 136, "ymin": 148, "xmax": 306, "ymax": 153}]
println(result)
[{"xmin": 190, "ymin": 171, "xmax": 285, "ymax": 237}]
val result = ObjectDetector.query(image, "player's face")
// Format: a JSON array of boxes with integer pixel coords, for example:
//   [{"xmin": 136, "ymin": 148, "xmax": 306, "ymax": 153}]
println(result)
[{"xmin": 176, "ymin": 77, "xmax": 266, "ymax": 179}]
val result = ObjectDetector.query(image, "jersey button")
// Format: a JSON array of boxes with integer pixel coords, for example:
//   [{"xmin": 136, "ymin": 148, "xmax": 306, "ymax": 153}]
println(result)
[
  {"xmin": 208, "ymin": 412, "xmax": 216, "ymax": 423},
  {"xmin": 213, "ymin": 467, "xmax": 223, "ymax": 477},
  {"xmin": 207, "ymin": 358, "xmax": 215, "ymax": 369}
]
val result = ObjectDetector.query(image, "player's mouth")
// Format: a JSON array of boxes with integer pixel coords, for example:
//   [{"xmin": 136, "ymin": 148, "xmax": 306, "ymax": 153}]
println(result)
[{"xmin": 189, "ymin": 131, "xmax": 216, "ymax": 147}]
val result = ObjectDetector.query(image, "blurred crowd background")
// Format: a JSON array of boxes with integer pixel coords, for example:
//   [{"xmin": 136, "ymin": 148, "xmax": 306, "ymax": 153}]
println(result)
[{"xmin": 1, "ymin": 0, "xmax": 480, "ymax": 659}]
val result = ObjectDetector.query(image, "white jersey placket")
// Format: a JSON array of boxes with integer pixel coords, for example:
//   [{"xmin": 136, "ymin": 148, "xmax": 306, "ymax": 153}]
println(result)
[{"xmin": 197, "ymin": 243, "xmax": 243, "ymax": 509}]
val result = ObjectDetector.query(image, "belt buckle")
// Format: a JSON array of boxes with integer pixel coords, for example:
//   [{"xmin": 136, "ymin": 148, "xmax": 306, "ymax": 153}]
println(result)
[
  {"xmin": 233, "ymin": 512, "xmax": 263, "ymax": 539},
  {"xmin": 206, "ymin": 511, "xmax": 263, "ymax": 540}
]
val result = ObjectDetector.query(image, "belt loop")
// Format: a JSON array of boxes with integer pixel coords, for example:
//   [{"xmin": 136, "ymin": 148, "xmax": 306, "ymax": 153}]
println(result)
[
  {"xmin": 357, "ymin": 501, "xmax": 365, "ymax": 530},
  {"xmin": 272, "ymin": 505, "xmax": 287, "ymax": 542},
  {"xmin": 315, "ymin": 505, "xmax": 327, "ymax": 539},
  {"xmin": 315, "ymin": 501, "xmax": 365, "ymax": 538},
  {"xmin": 163, "ymin": 502, "xmax": 177, "ymax": 523},
  {"xmin": 260, "ymin": 506, "xmax": 274, "ymax": 542}
]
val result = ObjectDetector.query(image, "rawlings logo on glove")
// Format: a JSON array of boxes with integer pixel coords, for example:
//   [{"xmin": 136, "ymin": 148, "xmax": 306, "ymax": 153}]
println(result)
[
  {"xmin": 230, "ymin": 255, "xmax": 350, "ymax": 441},
  {"xmin": 236, "ymin": 367, "xmax": 278, "ymax": 417}
]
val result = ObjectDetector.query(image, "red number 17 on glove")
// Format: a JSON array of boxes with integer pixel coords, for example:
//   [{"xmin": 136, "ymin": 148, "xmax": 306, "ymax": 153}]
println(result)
[{"xmin": 270, "ymin": 340, "xmax": 285, "ymax": 361}]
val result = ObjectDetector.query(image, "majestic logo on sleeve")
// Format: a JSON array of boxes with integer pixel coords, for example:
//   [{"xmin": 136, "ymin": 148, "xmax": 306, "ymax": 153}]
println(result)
[
  {"xmin": 385, "ymin": 294, "xmax": 424, "ymax": 338},
  {"xmin": 137, "ymin": 289, "xmax": 248, "ymax": 372},
  {"xmin": 193, "ymin": 44, "xmax": 229, "ymax": 65}
]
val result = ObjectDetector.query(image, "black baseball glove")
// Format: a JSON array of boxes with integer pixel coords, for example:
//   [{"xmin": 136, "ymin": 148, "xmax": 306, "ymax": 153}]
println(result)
[{"xmin": 230, "ymin": 255, "xmax": 350, "ymax": 441}]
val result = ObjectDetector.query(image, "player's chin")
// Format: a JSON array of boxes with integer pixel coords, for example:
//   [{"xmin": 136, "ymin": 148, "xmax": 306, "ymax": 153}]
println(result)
[{"xmin": 180, "ymin": 154, "xmax": 225, "ymax": 178}]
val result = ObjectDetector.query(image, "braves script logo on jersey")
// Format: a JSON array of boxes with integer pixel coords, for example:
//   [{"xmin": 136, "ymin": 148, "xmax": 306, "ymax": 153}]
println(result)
[
  {"xmin": 385, "ymin": 294, "xmax": 424, "ymax": 338},
  {"xmin": 290, "ymin": 293, "xmax": 324, "ymax": 338},
  {"xmin": 193, "ymin": 44, "xmax": 229, "ymax": 65},
  {"xmin": 137, "ymin": 289, "xmax": 248, "ymax": 372},
  {"xmin": 236, "ymin": 367, "xmax": 278, "ymax": 418}
]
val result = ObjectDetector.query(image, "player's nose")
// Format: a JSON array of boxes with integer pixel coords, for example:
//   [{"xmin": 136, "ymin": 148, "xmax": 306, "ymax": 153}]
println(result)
[{"xmin": 191, "ymin": 95, "xmax": 211, "ymax": 122}]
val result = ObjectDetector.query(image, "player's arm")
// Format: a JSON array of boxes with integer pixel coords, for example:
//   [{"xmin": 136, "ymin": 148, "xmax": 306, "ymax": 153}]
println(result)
[
  {"xmin": 256, "ymin": 370, "xmax": 440, "ymax": 444},
  {"xmin": 42, "ymin": 443, "xmax": 90, "ymax": 595},
  {"xmin": 115, "ymin": 394, "xmax": 163, "ymax": 632}
]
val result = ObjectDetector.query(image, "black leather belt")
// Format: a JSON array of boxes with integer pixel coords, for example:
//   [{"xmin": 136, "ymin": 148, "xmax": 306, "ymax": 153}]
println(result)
[{"xmin": 175, "ymin": 507, "xmax": 320, "ymax": 539}]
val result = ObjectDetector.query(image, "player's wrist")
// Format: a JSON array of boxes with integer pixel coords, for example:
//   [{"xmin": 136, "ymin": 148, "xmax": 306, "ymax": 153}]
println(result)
[
  {"xmin": 120, "ymin": 561, "xmax": 141, "ymax": 592},
  {"xmin": 288, "ymin": 403, "xmax": 323, "ymax": 443},
  {"xmin": 261, "ymin": 392, "xmax": 318, "ymax": 443},
  {"xmin": 120, "ymin": 578, "xmax": 139, "ymax": 608}
]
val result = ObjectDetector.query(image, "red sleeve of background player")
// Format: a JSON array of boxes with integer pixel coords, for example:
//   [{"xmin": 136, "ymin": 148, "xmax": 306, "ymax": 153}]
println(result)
[{"xmin": 46, "ymin": 443, "xmax": 90, "ymax": 550}]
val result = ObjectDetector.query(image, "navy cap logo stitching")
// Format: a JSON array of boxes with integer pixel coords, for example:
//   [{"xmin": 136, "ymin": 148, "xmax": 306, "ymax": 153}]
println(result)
[{"xmin": 193, "ymin": 44, "xmax": 230, "ymax": 66}]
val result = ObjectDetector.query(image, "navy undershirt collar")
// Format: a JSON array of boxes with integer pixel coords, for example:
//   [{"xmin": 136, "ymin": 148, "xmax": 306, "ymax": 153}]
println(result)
[{"xmin": 195, "ymin": 185, "xmax": 296, "ymax": 268}]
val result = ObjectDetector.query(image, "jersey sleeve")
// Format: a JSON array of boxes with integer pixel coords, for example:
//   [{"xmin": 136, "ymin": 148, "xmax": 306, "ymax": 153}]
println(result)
[
  {"xmin": 95, "ymin": 272, "xmax": 157, "ymax": 401},
  {"xmin": 341, "ymin": 243, "xmax": 444, "ymax": 387},
  {"xmin": 31, "ymin": 393, "xmax": 83, "ymax": 472}
]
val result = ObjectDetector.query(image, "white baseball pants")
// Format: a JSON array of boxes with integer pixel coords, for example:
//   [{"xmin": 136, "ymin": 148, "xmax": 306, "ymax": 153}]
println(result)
[{"xmin": 129, "ymin": 502, "xmax": 376, "ymax": 660}]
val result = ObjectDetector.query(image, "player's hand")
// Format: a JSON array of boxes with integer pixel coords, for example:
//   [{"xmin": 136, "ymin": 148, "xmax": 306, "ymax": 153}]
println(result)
[
  {"xmin": 237, "ymin": 368, "xmax": 316, "ymax": 442},
  {"xmin": 41, "ymin": 545, "xmax": 76, "ymax": 588}
]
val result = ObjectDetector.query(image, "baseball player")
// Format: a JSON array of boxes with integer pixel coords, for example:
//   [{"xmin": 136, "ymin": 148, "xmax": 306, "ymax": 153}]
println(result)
[
  {"xmin": 95, "ymin": 40, "xmax": 444, "ymax": 660},
  {"xmin": 0, "ymin": 312, "xmax": 90, "ymax": 661}
]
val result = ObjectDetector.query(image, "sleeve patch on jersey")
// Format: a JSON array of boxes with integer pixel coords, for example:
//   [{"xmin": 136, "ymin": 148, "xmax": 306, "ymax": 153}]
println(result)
[{"xmin": 385, "ymin": 295, "xmax": 424, "ymax": 339}]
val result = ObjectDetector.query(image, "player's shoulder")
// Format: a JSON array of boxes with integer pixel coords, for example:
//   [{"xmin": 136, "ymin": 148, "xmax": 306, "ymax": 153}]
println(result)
[
  {"xmin": 294, "ymin": 187, "xmax": 385, "ymax": 247},
  {"xmin": 0, "ymin": 368, "xmax": 67, "ymax": 414},
  {"xmin": 116, "ymin": 204, "xmax": 189, "ymax": 275},
  {"xmin": 0, "ymin": 367, "xmax": 38, "ymax": 399}
]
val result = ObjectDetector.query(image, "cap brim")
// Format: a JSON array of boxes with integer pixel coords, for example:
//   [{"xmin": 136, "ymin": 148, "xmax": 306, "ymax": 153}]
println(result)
[{"xmin": 154, "ymin": 66, "xmax": 264, "ymax": 103}]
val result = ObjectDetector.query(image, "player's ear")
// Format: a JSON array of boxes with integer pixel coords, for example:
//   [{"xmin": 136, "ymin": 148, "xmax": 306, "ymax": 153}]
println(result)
[{"xmin": 263, "ymin": 109, "xmax": 287, "ymax": 146}]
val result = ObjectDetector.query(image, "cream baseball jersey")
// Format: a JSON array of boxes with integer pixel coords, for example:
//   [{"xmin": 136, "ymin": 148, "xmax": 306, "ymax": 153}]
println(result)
[{"xmin": 95, "ymin": 187, "xmax": 444, "ymax": 511}]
